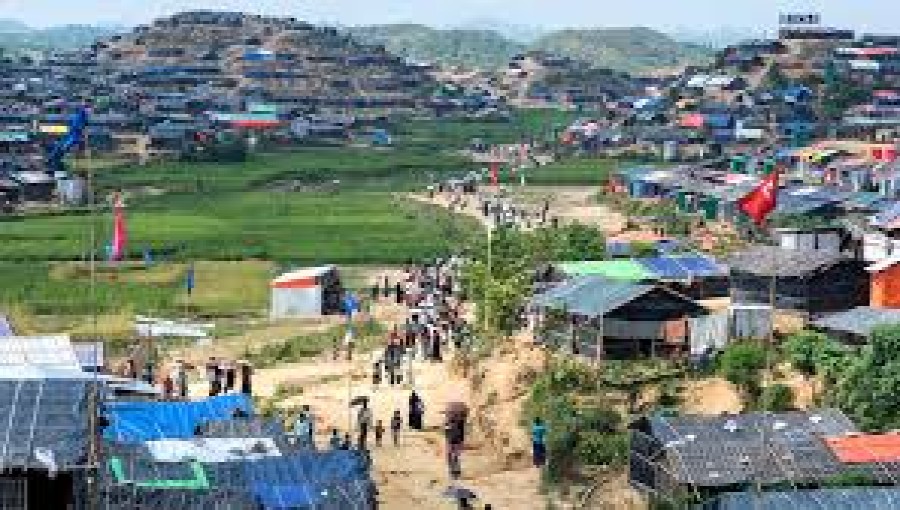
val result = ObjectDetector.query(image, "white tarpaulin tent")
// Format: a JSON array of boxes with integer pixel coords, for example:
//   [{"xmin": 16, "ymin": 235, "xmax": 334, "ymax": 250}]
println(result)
[{"xmin": 145, "ymin": 437, "xmax": 282, "ymax": 463}]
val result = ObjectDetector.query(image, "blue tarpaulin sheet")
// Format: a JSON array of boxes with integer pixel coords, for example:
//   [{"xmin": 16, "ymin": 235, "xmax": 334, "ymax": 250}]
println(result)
[
  {"xmin": 104, "ymin": 394, "xmax": 254, "ymax": 443},
  {"xmin": 638, "ymin": 255, "xmax": 725, "ymax": 280},
  {"xmin": 245, "ymin": 451, "xmax": 371, "ymax": 509},
  {"xmin": 640, "ymin": 256, "xmax": 692, "ymax": 280},
  {"xmin": 0, "ymin": 315, "xmax": 13, "ymax": 336}
]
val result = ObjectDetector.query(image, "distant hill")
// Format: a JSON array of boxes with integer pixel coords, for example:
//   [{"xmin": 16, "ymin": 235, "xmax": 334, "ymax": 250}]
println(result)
[
  {"xmin": 531, "ymin": 27, "xmax": 714, "ymax": 74},
  {"xmin": 349, "ymin": 24, "xmax": 714, "ymax": 73},
  {"xmin": 347, "ymin": 24, "xmax": 524, "ymax": 69},
  {"xmin": 0, "ymin": 22, "xmax": 119, "ymax": 51}
]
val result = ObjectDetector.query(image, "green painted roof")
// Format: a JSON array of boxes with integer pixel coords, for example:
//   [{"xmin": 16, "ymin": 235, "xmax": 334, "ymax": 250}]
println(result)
[{"xmin": 555, "ymin": 260, "xmax": 653, "ymax": 281}]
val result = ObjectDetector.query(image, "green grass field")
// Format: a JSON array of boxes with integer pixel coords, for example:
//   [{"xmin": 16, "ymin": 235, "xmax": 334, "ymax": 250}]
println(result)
[
  {"xmin": 0, "ymin": 192, "xmax": 472, "ymax": 263},
  {"xmin": 0, "ymin": 113, "xmax": 598, "ymax": 333},
  {"xmin": 524, "ymin": 157, "xmax": 621, "ymax": 185}
]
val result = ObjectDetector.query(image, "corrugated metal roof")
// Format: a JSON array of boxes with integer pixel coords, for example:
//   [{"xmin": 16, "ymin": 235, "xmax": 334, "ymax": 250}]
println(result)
[
  {"xmin": 555, "ymin": 260, "xmax": 653, "ymax": 281},
  {"xmin": 0, "ymin": 379, "xmax": 93, "ymax": 469},
  {"xmin": 713, "ymin": 488, "xmax": 900, "ymax": 510},
  {"xmin": 531, "ymin": 276, "xmax": 655, "ymax": 318},
  {"xmin": 825, "ymin": 434, "xmax": 900, "ymax": 464},
  {"xmin": 727, "ymin": 245, "xmax": 846, "ymax": 277},
  {"xmin": 649, "ymin": 409, "xmax": 858, "ymax": 487},
  {"xmin": 812, "ymin": 306, "xmax": 900, "ymax": 337},
  {"xmin": 271, "ymin": 266, "xmax": 336, "ymax": 285}
]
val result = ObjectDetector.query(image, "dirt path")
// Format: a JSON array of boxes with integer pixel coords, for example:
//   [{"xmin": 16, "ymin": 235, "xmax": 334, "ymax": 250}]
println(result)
[
  {"xmin": 247, "ymin": 342, "xmax": 543, "ymax": 509},
  {"xmin": 408, "ymin": 185, "xmax": 626, "ymax": 235}
]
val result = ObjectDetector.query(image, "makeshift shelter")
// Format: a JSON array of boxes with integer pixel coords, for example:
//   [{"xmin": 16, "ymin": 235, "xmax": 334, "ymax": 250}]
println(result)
[
  {"xmin": 104, "ymin": 394, "xmax": 254, "ymax": 443},
  {"xmin": 811, "ymin": 306, "xmax": 900, "ymax": 344},
  {"xmin": 532, "ymin": 277, "xmax": 709, "ymax": 358},
  {"xmin": 629, "ymin": 409, "xmax": 864, "ymax": 499},
  {"xmin": 0, "ymin": 342, "xmax": 97, "ymax": 510},
  {"xmin": 269, "ymin": 266, "xmax": 343, "ymax": 318},
  {"xmin": 708, "ymin": 488, "xmax": 900, "ymax": 510},
  {"xmin": 728, "ymin": 246, "xmax": 869, "ymax": 315},
  {"xmin": 101, "ymin": 442, "xmax": 375, "ymax": 509},
  {"xmin": 553, "ymin": 255, "xmax": 729, "ymax": 298}
]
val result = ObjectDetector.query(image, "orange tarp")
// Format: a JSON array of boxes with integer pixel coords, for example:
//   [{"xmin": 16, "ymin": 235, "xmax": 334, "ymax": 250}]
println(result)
[
  {"xmin": 270, "ymin": 277, "xmax": 316, "ymax": 289},
  {"xmin": 825, "ymin": 434, "xmax": 900, "ymax": 463}
]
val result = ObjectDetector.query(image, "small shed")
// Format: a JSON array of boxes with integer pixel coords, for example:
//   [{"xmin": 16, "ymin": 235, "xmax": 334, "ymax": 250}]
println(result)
[
  {"xmin": 812, "ymin": 306, "xmax": 900, "ymax": 344},
  {"xmin": 531, "ymin": 277, "xmax": 708, "ymax": 358},
  {"xmin": 629, "ymin": 409, "xmax": 860, "ymax": 499},
  {"xmin": 270, "ymin": 266, "xmax": 343, "ymax": 318},
  {"xmin": 728, "ymin": 246, "xmax": 869, "ymax": 315}
]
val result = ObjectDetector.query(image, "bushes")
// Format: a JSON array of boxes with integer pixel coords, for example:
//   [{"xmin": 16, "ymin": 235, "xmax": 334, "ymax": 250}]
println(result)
[
  {"xmin": 575, "ymin": 432, "xmax": 629, "ymax": 467},
  {"xmin": 525, "ymin": 360, "xmax": 630, "ymax": 484},
  {"xmin": 760, "ymin": 383, "xmax": 794, "ymax": 412}
]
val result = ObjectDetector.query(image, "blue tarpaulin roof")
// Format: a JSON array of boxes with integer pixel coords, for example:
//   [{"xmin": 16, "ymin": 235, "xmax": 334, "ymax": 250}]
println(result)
[
  {"xmin": 104, "ymin": 394, "xmax": 254, "ymax": 443},
  {"xmin": 245, "ymin": 451, "xmax": 372, "ymax": 509},
  {"xmin": 638, "ymin": 255, "xmax": 726, "ymax": 280}
]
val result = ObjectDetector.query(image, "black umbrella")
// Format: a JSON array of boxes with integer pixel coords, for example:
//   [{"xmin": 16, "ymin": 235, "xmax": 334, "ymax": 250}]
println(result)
[
  {"xmin": 349, "ymin": 396, "xmax": 370, "ymax": 406},
  {"xmin": 443, "ymin": 486, "xmax": 477, "ymax": 500}
]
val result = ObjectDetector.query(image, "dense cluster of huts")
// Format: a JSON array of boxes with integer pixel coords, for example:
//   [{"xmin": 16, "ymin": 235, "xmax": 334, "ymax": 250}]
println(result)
[
  {"xmin": 0, "ymin": 10, "xmax": 509, "ymax": 208},
  {"xmin": 561, "ymin": 17, "xmax": 900, "ymax": 161},
  {"xmin": 0, "ymin": 333, "xmax": 374, "ymax": 509}
]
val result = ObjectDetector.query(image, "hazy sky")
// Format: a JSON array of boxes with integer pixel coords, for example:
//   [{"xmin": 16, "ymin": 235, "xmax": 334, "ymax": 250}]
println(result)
[{"xmin": 3, "ymin": 0, "xmax": 899, "ymax": 34}]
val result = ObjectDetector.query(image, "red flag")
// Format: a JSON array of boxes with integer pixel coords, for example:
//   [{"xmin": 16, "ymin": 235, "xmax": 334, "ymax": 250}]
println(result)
[
  {"xmin": 490, "ymin": 162, "xmax": 499, "ymax": 186},
  {"xmin": 738, "ymin": 170, "xmax": 779, "ymax": 225},
  {"xmin": 111, "ymin": 193, "xmax": 127, "ymax": 261}
]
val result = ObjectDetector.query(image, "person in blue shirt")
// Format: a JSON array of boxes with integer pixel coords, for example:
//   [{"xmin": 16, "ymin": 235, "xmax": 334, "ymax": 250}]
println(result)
[
  {"xmin": 328, "ymin": 428, "xmax": 342, "ymax": 450},
  {"xmin": 531, "ymin": 417, "xmax": 547, "ymax": 467}
]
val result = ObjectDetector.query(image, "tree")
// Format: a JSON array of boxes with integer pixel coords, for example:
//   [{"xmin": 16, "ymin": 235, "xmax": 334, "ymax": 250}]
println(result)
[
  {"xmin": 783, "ymin": 330, "xmax": 831, "ymax": 377},
  {"xmin": 556, "ymin": 223, "xmax": 606, "ymax": 261},
  {"xmin": 718, "ymin": 341, "xmax": 767, "ymax": 408},
  {"xmin": 834, "ymin": 324, "xmax": 900, "ymax": 431}
]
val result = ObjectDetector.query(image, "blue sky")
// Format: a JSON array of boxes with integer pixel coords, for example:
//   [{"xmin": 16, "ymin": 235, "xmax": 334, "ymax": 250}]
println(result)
[{"xmin": 4, "ymin": 0, "xmax": 899, "ymax": 34}]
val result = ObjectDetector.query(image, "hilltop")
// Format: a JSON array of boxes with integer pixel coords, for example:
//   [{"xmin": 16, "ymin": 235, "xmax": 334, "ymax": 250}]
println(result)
[
  {"xmin": 0, "ymin": 21, "xmax": 119, "ymax": 51},
  {"xmin": 347, "ymin": 24, "xmax": 523, "ymax": 69},
  {"xmin": 349, "ymin": 24, "xmax": 714, "ymax": 73},
  {"xmin": 532, "ymin": 27, "xmax": 713, "ymax": 74}
]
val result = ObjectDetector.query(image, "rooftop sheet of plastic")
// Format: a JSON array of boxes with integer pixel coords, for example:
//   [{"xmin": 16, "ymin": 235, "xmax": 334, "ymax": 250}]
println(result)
[
  {"xmin": 0, "ymin": 379, "xmax": 92, "ymax": 469},
  {"xmin": 555, "ymin": 260, "xmax": 653, "ymax": 280},
  {"xmin": 103, "ymin": 444, "xmax": 373, "ymax": 510},
  {"xmin": 712, "ymin": 488, "xmax": 900, "ymax": 510},
  {"xmin": 104, "ymin": 394, "xmax": 254, "ymax": 443},
  {"xmin": 245, "ymin": 452, "xmax": 372, "ymax": 510}
]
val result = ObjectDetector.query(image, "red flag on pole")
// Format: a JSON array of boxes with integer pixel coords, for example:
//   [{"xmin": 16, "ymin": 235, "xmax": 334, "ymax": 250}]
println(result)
[
  {"xmin": 111, "ymin": 193, "xmax": 127, "ymax": 261},
  {"xmin": 738, "ymin": 170, "xmax": 779, "ymax": 225},
  {"xmin": 490, "ymin": 162, "xmax": 499, "ymax": 187}
]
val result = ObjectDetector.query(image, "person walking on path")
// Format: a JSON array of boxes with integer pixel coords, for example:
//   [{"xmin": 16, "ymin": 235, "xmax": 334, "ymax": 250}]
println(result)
[
  {"xmin": 374, "ymin": 420, "xmax": 385, "ymax": 447},
  {"xmin": 238, "ymin": 360, "xmax": 253, "ymax": 396},
  {"xmin": 328, "ymin": 428, "xmax": 342, "ymax": 450},
  {"xmin": 390, "ymin": 410, "xmax": 402, "ymax": 446},
  {"xmin": 172, "ymin": 360, "xmax": 188, "ymax": 399},
  {"xmin": 357, "ymin": 401, "xmax": 373, "ymax": 450},
  {"xmin": 531, "ymin": 417, "xmax": 548, "ymax": 467},
  {"xmin": 409, "ymin": 391, "xmax": 424, "ymax": 431},
  {"xmin": 294, "ymin": 406, "xmax": 315, "ymax": 448},
  {"xmin": 205, "ymin": 357, "xmax": 219, "ymax": 396}
]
